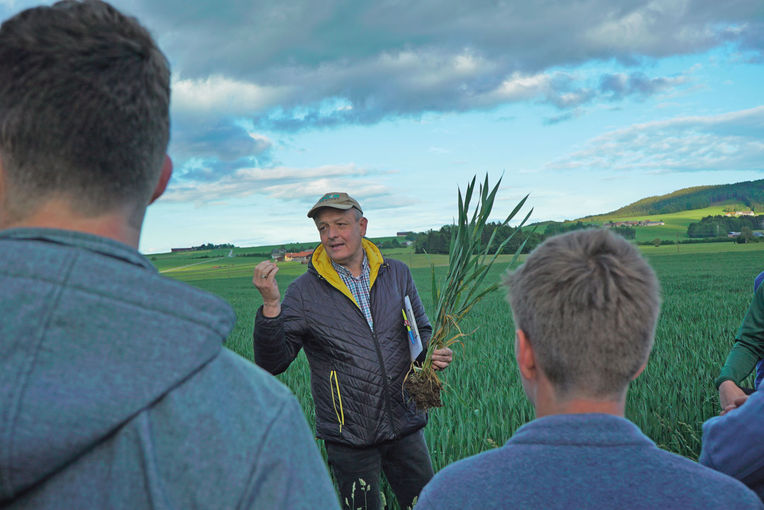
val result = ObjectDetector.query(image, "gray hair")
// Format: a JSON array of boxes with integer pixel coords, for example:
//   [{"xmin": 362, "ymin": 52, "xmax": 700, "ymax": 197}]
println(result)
[{"xmin": 503, "ymin": 229, "xmax": 661, "ymax": 399}]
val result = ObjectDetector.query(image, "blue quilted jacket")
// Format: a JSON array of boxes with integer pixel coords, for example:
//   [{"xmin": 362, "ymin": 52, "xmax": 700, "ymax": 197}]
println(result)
[{"xmin": 254, "ymin": 239, "xmax": 432, "ymax": 447}]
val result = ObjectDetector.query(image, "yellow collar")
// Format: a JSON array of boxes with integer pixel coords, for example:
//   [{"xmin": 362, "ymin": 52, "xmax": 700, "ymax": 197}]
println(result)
[{"xmin": 311, "ymin": 238, "xmax": 384, "ymax": 306}]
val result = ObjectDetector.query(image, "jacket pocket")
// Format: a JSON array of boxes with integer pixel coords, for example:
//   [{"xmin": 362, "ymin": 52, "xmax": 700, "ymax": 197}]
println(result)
[{"xmin": 329, "ymin": 370, "xmax": 345, "ymax": 434}]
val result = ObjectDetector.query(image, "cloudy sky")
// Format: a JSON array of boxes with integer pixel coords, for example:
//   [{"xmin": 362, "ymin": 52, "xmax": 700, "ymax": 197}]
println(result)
[{"xmin": 3, "ymin": 0, "xmax": 763, "ymax": 253}]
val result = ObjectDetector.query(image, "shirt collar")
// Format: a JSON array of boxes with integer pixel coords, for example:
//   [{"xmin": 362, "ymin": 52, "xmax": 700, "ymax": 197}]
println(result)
[{"xmin": 331, "ymin": 253, "xmax": 369, "ymax": 279}]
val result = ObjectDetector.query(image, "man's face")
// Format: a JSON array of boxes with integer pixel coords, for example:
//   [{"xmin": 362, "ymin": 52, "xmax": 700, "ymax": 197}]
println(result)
[{"xmin": 315, "ymin": 208, "xmax": 367, "ymax": 267}]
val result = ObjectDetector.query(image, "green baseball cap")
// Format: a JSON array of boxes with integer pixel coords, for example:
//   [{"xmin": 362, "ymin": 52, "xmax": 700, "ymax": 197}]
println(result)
[{"xmin": 307, "ymin": 192, "xmax": 363, "ymax": 218}]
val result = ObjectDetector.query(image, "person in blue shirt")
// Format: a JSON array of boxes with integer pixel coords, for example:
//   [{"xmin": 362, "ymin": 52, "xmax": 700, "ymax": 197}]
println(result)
[{"xmin": 417, "ymin": 229, "xmax": 762, "ymax": 509}]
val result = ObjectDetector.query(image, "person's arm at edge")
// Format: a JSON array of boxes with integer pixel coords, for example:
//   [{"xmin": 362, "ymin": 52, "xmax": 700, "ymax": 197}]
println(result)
[
  {"xmin": 716, "ymin": 343, "xmax": 760, "ymax": 389},
  {"xmin": 700, "ymin": 390, "xmax": 764, "ymax": 492},
  {"xmin": 237, "ymin": 396, "xmax": 341, "ymax": 510},
  {"xmin": 716, "ymin": 285, "xmax": 764, "ymax": 407}
]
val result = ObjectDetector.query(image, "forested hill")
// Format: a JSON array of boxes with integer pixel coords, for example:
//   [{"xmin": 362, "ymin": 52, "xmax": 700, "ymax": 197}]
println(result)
[{"xmin": 581, "ymin": 179, "xmax": 764, "ymax": 220}]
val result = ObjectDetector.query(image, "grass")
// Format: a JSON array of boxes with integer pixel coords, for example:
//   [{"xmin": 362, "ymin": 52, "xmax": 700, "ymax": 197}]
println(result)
[{"xmin": 155, "ymin": 241, "xmax": 764, "ymax": 508}]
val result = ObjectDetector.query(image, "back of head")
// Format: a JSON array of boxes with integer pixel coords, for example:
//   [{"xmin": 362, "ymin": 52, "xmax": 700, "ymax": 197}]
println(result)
[
  {"xmin": 0, "ymin": 0, "xmax": 170, "ymax": 225},
  {"xmin": 504, "ymin": 229, "xmax": 661, "ymax": 399}
]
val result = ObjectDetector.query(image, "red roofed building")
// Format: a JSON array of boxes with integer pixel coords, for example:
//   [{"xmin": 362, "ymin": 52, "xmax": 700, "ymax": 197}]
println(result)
[{"xmin": 285, "ymin": 250, "xmax": 314, "ymax": 263}]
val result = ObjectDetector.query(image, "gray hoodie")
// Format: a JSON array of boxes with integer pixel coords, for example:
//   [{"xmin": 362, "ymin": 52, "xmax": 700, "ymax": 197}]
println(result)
[{"xmin": 0, "ymin": 228, "xmax": 339, "ymax": 509}]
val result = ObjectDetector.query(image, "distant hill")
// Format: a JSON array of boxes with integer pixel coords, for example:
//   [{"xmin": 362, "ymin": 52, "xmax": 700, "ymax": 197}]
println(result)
[{"xmin": 580, "ymin": 179, "xmax": 764, "ymax": 222}]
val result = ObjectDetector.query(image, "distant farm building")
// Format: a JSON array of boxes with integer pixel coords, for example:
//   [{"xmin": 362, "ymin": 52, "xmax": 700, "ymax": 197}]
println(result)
[
  {"xmin": 604, "ymin": 220, "xmax": 665, "ymax": 228},
  {"xmin": 271, "ymin": 248, "xmax": 286, "ymax": 261},
  {"xmin": 171, "ymin": 247, "xmax": 194, "ymax": 253},
  {"xmin": 724, "ymin": 211, "xmax": 756, "ymax": 217},
  {"xmin": 285, "ymin": 250, "xmax": 314, "ymax": 263},
  {"xmin": 397, "ymin": 231, "xmax": 415, "ymax": 237}
]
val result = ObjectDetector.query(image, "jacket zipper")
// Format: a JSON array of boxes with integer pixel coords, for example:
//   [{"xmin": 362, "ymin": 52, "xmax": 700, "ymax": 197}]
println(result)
[
  {"xmin": 316, "ymin": 263, "xmax": 398, "ymax": 437},
  {"xmin": 367, "ymin": 263, "xmax": 398, "ymax": 436}
]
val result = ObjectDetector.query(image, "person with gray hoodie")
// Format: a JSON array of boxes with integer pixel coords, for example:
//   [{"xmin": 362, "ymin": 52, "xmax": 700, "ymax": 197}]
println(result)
[{"xmin": 0, "ymin": 2, "xmax": 339, "ymax": 509}]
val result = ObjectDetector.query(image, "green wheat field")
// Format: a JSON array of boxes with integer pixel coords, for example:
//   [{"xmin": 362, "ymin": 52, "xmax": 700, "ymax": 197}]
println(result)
[{"xmin": 151, "ymin": 241, "xmax": 764, "ymax": 508}]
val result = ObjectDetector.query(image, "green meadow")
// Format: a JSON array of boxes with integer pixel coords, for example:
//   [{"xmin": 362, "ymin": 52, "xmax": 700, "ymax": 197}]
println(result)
[
  {"xmin": 577, "ymin": 204, "xmax": 753, "ymax": 243},
  {"xmin": 154, "ymin": 241, "xmax": 764, "ymax": 508}
]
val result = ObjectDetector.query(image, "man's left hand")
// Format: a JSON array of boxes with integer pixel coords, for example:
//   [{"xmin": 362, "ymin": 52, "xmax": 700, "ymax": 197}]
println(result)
[{"xmin": 431, "ymin": 347, "xmax": 453, "ymax": 370}]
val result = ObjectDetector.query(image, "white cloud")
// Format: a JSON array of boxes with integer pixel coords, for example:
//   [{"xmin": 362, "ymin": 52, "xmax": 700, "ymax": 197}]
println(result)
[
  {"xmin": 548, "ymin": 105, "xmax": 764, "ymax": 173},
  {"xmin": 172, "ymin": 75, "xmax": 292, "ymax": 117},
  {"xmin": 490, "ymin": 73, "xmax": 552, "ymax": 102},
  {"xmin": 584, "ymin": 0, "xmax": 716, "ymax": 55},
  {"xmin": 162, "ymin": 163, "xmax": 385, "ymax": 203}
]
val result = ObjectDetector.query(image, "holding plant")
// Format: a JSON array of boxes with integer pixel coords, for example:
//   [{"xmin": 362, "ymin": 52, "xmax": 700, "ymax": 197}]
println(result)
[{"xmin": 405, "ymin": 175, "xmax": 531, "ymax": 410}]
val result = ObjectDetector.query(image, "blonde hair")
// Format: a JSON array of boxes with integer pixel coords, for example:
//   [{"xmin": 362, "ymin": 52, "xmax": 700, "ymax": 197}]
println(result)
[{"xmin": 504, "ymin": 229, "xmax": 661, "ymax": 398}]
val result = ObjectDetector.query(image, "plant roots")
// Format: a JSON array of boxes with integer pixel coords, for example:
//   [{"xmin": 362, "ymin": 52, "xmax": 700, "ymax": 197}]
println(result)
[{"xmin": 404, "ymin": 369, "xmax": 443, "ymax": 411}]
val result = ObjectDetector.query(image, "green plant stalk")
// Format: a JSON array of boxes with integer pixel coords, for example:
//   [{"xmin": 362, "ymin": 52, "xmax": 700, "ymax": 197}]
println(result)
[{"xmin": 420, "ymin": 174, "xmax": 532, "ymax": 373}]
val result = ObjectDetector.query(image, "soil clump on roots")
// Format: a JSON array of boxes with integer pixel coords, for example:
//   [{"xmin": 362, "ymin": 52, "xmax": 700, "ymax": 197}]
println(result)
[{"xmin": 404, "ymin": 370, "xmax": 443, "ymax": 411}]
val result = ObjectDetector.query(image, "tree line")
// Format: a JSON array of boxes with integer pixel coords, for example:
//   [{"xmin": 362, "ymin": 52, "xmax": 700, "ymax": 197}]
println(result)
[
  {"xmin": 687, "ymin": 215, "xmax": 764, "ymax": 241},
  {"xmin": 413, "ymin": 221, "xmax": 635, "ymax": 255},
  {"xmin": 596, "ymin": 179, "xmax": 764, "ymax": 218}
]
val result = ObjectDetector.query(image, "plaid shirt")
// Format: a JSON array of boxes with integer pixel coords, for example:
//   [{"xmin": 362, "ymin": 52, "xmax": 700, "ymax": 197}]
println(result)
[{"xmin": 332, "ymin": 255, "xmax": 374, "ymax": 331}]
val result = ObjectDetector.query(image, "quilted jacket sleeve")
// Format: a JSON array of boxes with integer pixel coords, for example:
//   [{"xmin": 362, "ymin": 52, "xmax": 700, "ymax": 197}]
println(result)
[{"xmin": 253, "ymin": 283, "xmax": 307, "ymax": 375}]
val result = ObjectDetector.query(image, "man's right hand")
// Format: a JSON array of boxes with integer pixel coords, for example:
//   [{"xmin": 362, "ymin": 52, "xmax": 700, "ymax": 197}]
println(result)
[
  {"xmin": 253, "ymin": 260, "xmax": 281, "ymax": 317},
  {"xmin": 719, "ymin": 380, "xmax": 748, "ymax": 415}
]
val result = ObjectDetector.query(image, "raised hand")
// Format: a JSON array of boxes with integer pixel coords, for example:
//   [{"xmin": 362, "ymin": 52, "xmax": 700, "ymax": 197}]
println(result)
[{"xmin": 253, "ymin": 260, "xmax": 281, "ymax": 317}]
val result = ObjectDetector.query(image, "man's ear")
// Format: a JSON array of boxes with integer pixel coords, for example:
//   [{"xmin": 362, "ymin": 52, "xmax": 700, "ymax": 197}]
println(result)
[
  {"xmin": 149, "ymin": 155, "xmax": 172, "ymax": 205},
  {"xmin": 515, "ymin": 329, "xmax": 537, "ymax": 382},
  {"xmin": 631, "ymin": 360, "xmax": 648, "ymax": 381},
  {"xmin": 359, "ymin": 216, "xmax": 368, "ymax": 236}
]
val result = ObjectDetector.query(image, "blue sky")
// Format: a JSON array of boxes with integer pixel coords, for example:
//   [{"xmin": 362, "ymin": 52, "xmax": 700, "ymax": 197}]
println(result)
[{"xmin": 2, "ymin": 0, "xmax": 763, "ymax": 253}]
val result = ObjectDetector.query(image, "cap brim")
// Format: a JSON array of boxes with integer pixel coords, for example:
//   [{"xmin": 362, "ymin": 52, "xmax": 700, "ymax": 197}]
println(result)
[{"xmin": 307, "ymin": 203, "xmax": 355, "ymax": 218}]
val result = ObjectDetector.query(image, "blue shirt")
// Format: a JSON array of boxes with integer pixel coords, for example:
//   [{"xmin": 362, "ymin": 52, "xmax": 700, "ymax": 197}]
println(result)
[{"xmin": 418, "ymin": 413, "xmax": 762, "ymax": 509}]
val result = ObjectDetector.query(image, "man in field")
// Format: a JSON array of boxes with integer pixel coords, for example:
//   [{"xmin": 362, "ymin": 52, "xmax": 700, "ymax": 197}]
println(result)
[
  {"xmin": 0, "ymin": 2, "xmax": 338, "ymax": 508},
  {"xmin": 252, "ymin": 192, "xmax": 453, "ymax": 510},
  {"xmin": 700, "ymin": 271, "xmax": 764, "ymax": 499},
  {"xmin": 416, "ymin": 229, "xmax": 762, "ymax": 509}
]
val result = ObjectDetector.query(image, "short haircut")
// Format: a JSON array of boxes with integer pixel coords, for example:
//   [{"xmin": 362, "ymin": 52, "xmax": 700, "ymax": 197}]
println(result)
[
  {"xmin": 503, "ymin": 229, "xmax": 661, "ymax": 399},
  {"xmin": 0, "ymin": 0, "xmax": 170, "ymax": 224}
]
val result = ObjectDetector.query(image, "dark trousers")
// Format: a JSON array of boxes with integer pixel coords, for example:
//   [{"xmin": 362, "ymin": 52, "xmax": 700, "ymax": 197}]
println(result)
[{"xmin": 325, "ymin": 429, "xmax": 434, "ymax": 510}]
